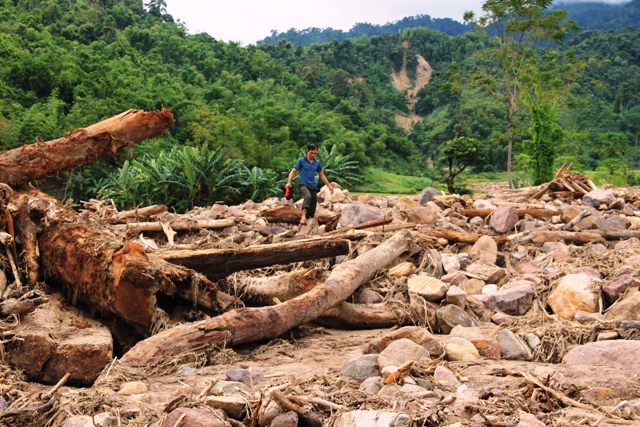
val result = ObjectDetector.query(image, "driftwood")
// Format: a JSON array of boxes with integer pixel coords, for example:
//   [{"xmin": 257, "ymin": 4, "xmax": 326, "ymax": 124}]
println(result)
[
  {"xmin": 233, "ymin": 268, "xmax": 323, "ymax": 306},
  {"xmin": 0, "ymin": 109, "xmax": 175, "ymax": 186},
  {"xmin": 23, "ymin": 189, "xmax": 220, "ymax": 332},
  {"xmin": 591, "ymin": 229, "xmax": 640, "ymax": 240},
  {"xmin": 529, "ymin": 230, "xmax": 605, "ymax": 244},
  {"xmin": 159, "ymin": 237, "xmax": 350, "ymax": 280},
  {"xmin": 324, "ymin": 217, "xmax": 394, "ymax": 236},
  {"xmin": 120, "ymin": 230, "xmax": 413, "ymax": 364},
  {"xmin": 418, "ymin": 229, "xmax": 509, "ymax": 244},
  {"xmin": 560, "ymin": 210, "xmax": 591, "ymax": 231},
  {"xmin": 316, "ymin": 301, "xmax": 407, "ymax": 329},
  {"xmin": 117, "ymin": 218, "xmax": 235, "ymax": 234},
  {"xmin": 114, "ymin": 204, "xmax": 168, "ymax": 220},
  {"xmin": 529, "ymin": 163, "xmax": 596, "ymax": 201}
]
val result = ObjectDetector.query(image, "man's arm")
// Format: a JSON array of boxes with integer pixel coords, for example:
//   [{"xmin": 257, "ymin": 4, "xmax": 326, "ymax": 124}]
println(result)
[
  {"xmin": 285, "ymin": 168, "xmax": 298, "ymax": 188},
  {"xmin": 318, "ymin": 172, "xmax": 334, "ymax": 194}
]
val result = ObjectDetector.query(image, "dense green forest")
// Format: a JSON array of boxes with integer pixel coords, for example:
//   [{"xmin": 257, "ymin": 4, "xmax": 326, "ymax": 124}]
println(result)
[{"xmin": 1, "ymin": 0, "xmax": 639, "ymax": 211}]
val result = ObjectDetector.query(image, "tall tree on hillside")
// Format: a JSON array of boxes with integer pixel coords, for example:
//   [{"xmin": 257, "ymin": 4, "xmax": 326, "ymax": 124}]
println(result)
[{"xmin": 464, "ymin": 0, "xmax": 579, "ymax": 188}]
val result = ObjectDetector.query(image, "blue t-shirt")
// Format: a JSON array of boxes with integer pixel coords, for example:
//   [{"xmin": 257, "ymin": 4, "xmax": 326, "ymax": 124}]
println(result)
[{"xmin": 294, "ymin": 156, "xmax": 323, "ymax": 187}]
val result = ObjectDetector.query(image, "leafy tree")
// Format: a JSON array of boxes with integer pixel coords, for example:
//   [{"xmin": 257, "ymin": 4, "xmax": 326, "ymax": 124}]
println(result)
[
  {"xmin": 522, "ymin": 101, "xmax": 562, "ymax": 184},
  {"xmin": 440, "ymin": 136, "xmax": 488, "ymax": 193},
  {"xmin": 464, "ymin": 0, "xmax": 579, "ymax": 188}
]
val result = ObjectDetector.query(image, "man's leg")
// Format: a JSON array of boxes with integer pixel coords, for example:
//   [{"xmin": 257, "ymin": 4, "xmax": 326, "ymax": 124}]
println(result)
[
  {"xmin": 299, "ymin": 185, "xmax": 312, "ymax": 223},
  {"xmin": 307, "ymin": 186, "xmax": 318, "ymax": 218}
]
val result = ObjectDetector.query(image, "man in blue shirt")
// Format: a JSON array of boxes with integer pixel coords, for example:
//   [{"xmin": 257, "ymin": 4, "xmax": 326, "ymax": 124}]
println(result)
[{"xmin": 285, "ymin": 143, "xmax": 333, "ymax": 225}]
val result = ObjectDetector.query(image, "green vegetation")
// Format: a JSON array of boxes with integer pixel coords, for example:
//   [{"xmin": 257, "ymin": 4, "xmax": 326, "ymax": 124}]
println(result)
[
  {"xmin": 356, "ymin": 168, "xmax": 434, "ymax": 194},
  {"xmin": 1, "ymin": 0, "xmax": 640, "ymax": 210}
]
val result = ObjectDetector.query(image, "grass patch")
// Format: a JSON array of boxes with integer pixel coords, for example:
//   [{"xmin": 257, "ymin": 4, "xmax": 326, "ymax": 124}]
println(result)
[{"xmin": 355, "ymin": 167, "xmax": 434, "ymax": 194}]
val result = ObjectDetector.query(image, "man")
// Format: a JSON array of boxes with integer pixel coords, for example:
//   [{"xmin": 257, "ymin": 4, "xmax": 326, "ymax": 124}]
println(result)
[{"xmin": 285, "ymin": 143, "xmax": 333, "ymax": 225}]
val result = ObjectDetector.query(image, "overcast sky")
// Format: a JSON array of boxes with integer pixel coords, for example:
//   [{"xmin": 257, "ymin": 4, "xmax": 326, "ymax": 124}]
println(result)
[{"xmin": 163, "ymin": 0, "xmax": 630, "ymax": 46}]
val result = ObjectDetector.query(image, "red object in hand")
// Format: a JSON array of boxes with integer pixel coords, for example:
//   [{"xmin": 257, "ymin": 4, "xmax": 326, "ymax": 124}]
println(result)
[{"xmin": 283, "ymin": 186, "xmax": 293, "ymax": 200}]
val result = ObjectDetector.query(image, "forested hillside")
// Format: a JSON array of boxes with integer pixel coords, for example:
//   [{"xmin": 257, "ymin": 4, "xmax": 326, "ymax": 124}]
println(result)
[
  {"xmin": 1, "ymin": 0, "xmax": 639, "ymax": 211},
  {"xmin": 257, "ymin": 14, "xmax": 471, "ymax": 46}
]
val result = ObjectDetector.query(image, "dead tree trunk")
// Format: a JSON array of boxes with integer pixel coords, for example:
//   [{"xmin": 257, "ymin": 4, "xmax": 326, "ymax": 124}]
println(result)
[
  {"xmin": 231, "ymin": 268, "xmax": 324, "ymax": 306},
  {"xmin": 316, "ymin": 301, "xmax": 410, "ymax": 329},
  {"xmin": 0, "ymin": 109, "xmax": 175, "ymax": 186},
  {"xmin": 159, "ymin": 237, "xmax": 350, "ymax": 279},
  {"xmin": 25, "ymin": 190, "xmax": 220, "ymax": 332},
  {"xmin": 120, "ymin": 230, "xmax": 413, "ymax": 364}
]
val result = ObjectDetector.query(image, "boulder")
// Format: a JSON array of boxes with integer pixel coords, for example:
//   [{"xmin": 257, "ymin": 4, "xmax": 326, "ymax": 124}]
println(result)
[
  {"xmin": 444, "ymin": 337, "xmax": 481, "ymax": 361},
  {"xmin": 547, "ymin": 274, "xmax": 599, "ymax": 320},
  {"xmin": 436, "ymin": 305, "xmax": 478, "ymax": 334},
  {"xmin": 378, "ymin": 338, "xmax": 430, "ymax": 369},
  {"xmin": 465, "ymin": 261, "xmax": 507, "ymax": 284},
  {"xmin": 563, "ymin": 340, "xmax": 640, "ymax": 379},
  {"xmin": 407, "ymin": 206, "xmax": 438, "ymax": 225},
  {"xmin": 517, "ymin": 411, "xmax": 546, "ymax": 427},
  {"xmin": 434, "ymin": 366, "xmax": 461, "ymax": 391},
  {"xmin": 359, "ymin": 376, "xmax": 384, "ymax": 394},
  {"xmin": 205, "ymin": 395, "xmax": 247, "ymax": 419},
  {"xmin": 605, "ymin": 289, "xmax": 640, "ymax": 320},
  {"xmin": 337, "ymin": 202, "xmax": 386, "ymax": 228},
  {"xmin": 341, "ymin": 354, "xmax": 380, "ymax": 381},
  {"xmin": 490, "ymin": 206, "xmax": 519, "ymax": 233},
  {"xmin": 469, "ymin": 235, "xmax": 498, "ymax": 264},
  {"xmin": 61, "ymin": 413, "xmax": 117, "ymax": 427},
  {"xmin": 446, "ymin": 285, "xmax": 467, "ymax": 308},
  {"xmin": 364, "ymin": 326, "xmax": 443, "ymax": 358},
  {"xmin": 270, "ymin": 411, "xmax": 299, "ymax": 427},
  {"xmin": 602, "ymin": 274, "xmax": 640, "ymax": 304},
  {"xmin": 418, "ymin": 187, "xmax": 441, "ymax": 205},
  {"xmin": 498, "ymin": 330, "xmax": 532, "ymax": 361},
  {"xmin": 5, "ymin": 295, "xmax": 113, "ymax": 386},
  {"xmin": 164, "ymin": 408, "xmax": 231, "ymax": 427},
  {"xmin": 593, "ymin": 215, "xmax": 631, "ymax": 230},
  {"xmin": 493, "ymin": 281, "xmax": 535, "ymax": 316},
  {"xmin": 441, "ymin": 253, "xmax": 461, "ymax": 273},
  {"xmin": 225, "ymin": 368, "xmax": 265, "ymax": 387},
  {"xmin": 407, "ymin": 276, "xmax": 447, "ymax": 301},
  {"xmin": 582, "ymin": 189, "xmax": 616, "ymax": 208}
]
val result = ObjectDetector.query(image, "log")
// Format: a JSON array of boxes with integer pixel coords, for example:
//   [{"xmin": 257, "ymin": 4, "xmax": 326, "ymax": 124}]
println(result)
[
  {"xmin": 23, "ymin": 190, "xmax": 220, "ymax": 332},
  {"xmin": 261, "ymin": 204, "xmax": 340, "ymax": 225},
  {"xmin": 316, "ymin": 301, "xmax": 407, "ymax": 329},
  {"xmin": 530, "ymin": 230, "xmax": 604, "ymax": 244},
  {"xmin": 418, "ymin": 229, "xmax": 509, "ymax": 244},
  {"xmin": 0, "ymin": 109, "xmax": 175, "ymax": 186},
  {"xmin": 120, "ymin": 230, "xmax": 413, "ymax": 364},
  {"xmin": 12, "ymin": 195, "xmax": 40, "ymax": 286},
  {"xmin": 233, "ymin": 268, "xmax": 323, "ymax": 306},
  {"xmin": 116, "ymin": 218, "xmax": 235, "ymax": 234},
  {"xmin": 159, "ymin": 237, "xmax": 350, "ymax": 280},
  {"xmin": 323, "ymin": 217, "xmax": 393, "ymax": 236},
  {"xmin": 114, "ymin": 204, "xmax": 168, "ymax": 220},
  {"xmin": 591, "ymin": 229, "xmax": 640, "ymax": 240},
  {"xmin": 461, "ymin": 209, "xmax": 560, "ymax": 219}
]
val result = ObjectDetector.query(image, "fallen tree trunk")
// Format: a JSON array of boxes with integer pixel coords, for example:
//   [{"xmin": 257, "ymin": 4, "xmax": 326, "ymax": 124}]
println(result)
[
  {"xmin": 116, "ymin": 218, "xmax": 235, "ymax": 234},
  {"xmin": 114, "ymin": 204, "xmax": 168, "ymax": 220},
  {"xmin": 24, "ymin": 190, "xmax": 220, "ymax": 332},
  {"xmin": 159, "ymin": 237, "xmax": 350, "ymax": 279},
  {"xmin": 0, "ymin": 109, "xmax": 175, "ymax": 186},
  {"xmin": 590, "ymin": 229, "xmax": 640, "ymax": 240},
  {"xmin": 120, "ymin": 230, "xmax": 413, "ymax": 364},
  {"xmin": 323, "ymin": 217, "xmax": 393, "ymax": 236},
  {"xmin": 261, "ymin": 205, "xmax": 340, "ymax": 225},
  {"xmin": 232, "ymin": 268, "xmax": 324, "ymax": 306},
  {"xmin": 316, "ymin": 301, "xmax": 408, "ymax": 329}
]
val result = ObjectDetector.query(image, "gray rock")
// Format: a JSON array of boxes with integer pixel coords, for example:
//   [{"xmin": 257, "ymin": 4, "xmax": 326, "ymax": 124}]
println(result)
[
  {"xmin": 498, "ymin": 330, "xmax": 532, "ymax": 361},
  {"xmin": 355, "ymin": 288, "xmax": 384, "ymax": 304},
  {"xmin": 593, "ymin": 215, "xmax": 631, "ymax": 230},
  {"xmin": 225, "ymin": 368, "xmax": 265, "ymax": 387},
  {"xmin": 399, "ymin": 383, "xmax": 432, "ymax": 398},
  {"xmin": 337, "ymin": 202, "xmax": 386, "ymax": 228},
  {"xmin": 525, "ymin": 333, "xmax": 541, "ymax": 350},
  {"xmin": 441, "ymin": 253, "xmax": 461, "ymax": 273},
  {"xmin": 490, "ymin": 206, "xmax": 519, "ymax": 233},
  {"xmin": 418, "ymin": 187, "xmax": 441, "ymax": 205},
  {"xmin": 436, "ymin": 304, "xmax": 478, "ymax": 334},
  {"xmin": 212, "ymin": 381, "xmax": 251, "ymax": 396},
  {"xmin": 341, "ymin": 354, "xmax": 380, "ymax": 381},
  {"xmin": 270, "ymin": 411, "xmax": 298, "ymax": 427},
  {"xmin": 583, "ymin": 189, "xmax": 616, "ymax": 208},
  {"xmin": 359, "ymin": 376, "xmax": 384, "ymax": 394},
  {"xmin": 473, "ymin": 199, "xmax": 497, "ymax": 210}
]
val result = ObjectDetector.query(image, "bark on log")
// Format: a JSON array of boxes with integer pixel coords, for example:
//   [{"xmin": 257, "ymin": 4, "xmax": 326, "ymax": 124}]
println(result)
[
  {"xmin": 23, "ymin": 190, "xmax": 220, "ymax": 332},
  {"xmin": 114, "ymin": 204, "xmax": 168, "ymax": 220},
  {"xmin": 418, "ymin": 229, "xmax": 509, "ymax": 244},
  {"xmin": 261, "ymin": 205, "xmax": 340, "ymax": 225},
  {"xmin": 117, "ymin": 218, "xmax": 235, "ymax": 234},
  {"xmin": 233, "ymin": 268, "xmax": 323, "ymax": 306},
  {"xmin": 12, "ymin": 195, "xmax": 40, "ymax": 286},
  {"xmin": 530, "ymin": 230, "xmax": 604, "ymax": 244},
  {"xmin": 316, "ymin": 301, "xmax": 408, "ymax": 329},
  {"xmin": 0, "ymin": 109, "xmax": 175, "ymax": 186},
  {"xmin": 159, "ymin": 237, "xmax": 350, "ymax": 280},
  {"xmin": 120, "ymin": 230, "xmax": 413, "ymax": 364}
]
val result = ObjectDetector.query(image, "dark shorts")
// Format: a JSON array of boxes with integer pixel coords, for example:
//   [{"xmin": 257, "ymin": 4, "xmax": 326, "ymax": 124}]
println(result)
[{"xmin": 299, "ymin": 184, "xmax": 318, "ymax": 218}]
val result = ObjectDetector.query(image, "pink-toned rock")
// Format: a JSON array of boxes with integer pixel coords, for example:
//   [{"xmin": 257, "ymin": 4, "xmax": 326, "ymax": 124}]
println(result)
[
  {"xmin": 364, "ymin": 326, "xmax": 443, "ymax": 358},
  {"xmin": 434, "ymin": 366, "xmax": 461, "ymax": 391},
  {"xmin": 205, "ymin": 395, "xmax": 247, "ymax": 419},
  {"xmin": 378, "ymin": 338, "xmax": 430, "ymax": 369},
  {"xmin": 516, "ymin": 262, "xmax": 540, "ymax": 275},
  {"xmin": 563, "ymin": 340, "xmax": 640, "ymax": 379},
  {"xmin": 494, "ymin": 282, "xmax": 534, "ymax": 316},
  {"xmin": 602, "ymin": 274, "xmax": 640, "ymax": 303},
  {"xmin": 605, "ymin": 289, "xmax": 640, "ymax": 320},
  {"xmin": 164, "ymin": 408, "xmax": 231, "ymax": 427},
  {"xmin": 623, "ymin": 255, "xmax": 640, "ymax": 269},
  {"xmin": 490, "ymin": 206, "xmax": 519, "ymax": 233},
  {"xmin": 465, "ymin": 261, "xmax": 506, "ymax": 284},
  {"xmin": 574, "ymin": 310, "xmax": 606, "ymax": 323},
  {"xmin": 491, "ymin": 311, "xmax": 513, "ymax": 325},
  {"xmin": 441, "ymin": 271, "xmax": 466, "ymax": 285},
  {"xmin": 593, "ymin": 215, "xmax": 631, "ymax": 230},
  {"xmin": 470, "ymin": 235, "xmax": 498, "ymax": 264},
  {"xmin": 614, "ymin": 238, "xmax": 640, "ymax": 250},
  {"xmin": 446, "ymin": 285, "xmax": 467, "ymax": 308},
  {"xmin": 467, "ymin": 294, "xmax": 496, "ymax": 318},
  {"xmin": 517, "ymin": 411, "xmax": 546, "ymax": 427},
  {"xmin": 119, "ymin": 381, "xmax": 148, "ymax": 396},
  {"xmin": 394, "ymin": 196, "xmax": 420, "ymax": 210},
  {"xmin": 547, "ymin": 274, "xmax": 599, "ymax": 320},
  {"xmin": 270, "ymin": 411, "xmax": 299, "ymax": 427},
  {"xmin": 407, "ymin": 206, "xmax": 438, "ymax": 224},
  {"xmin": 460, "ymin": 278, "xmax": 485, "ymax": 295},
  {"xmin": 471, "ymin": 339, "xmax": 501, "ymax": 359},
  {"xmin": 561, "ymin": 206, "xmax": 582, "ymax": 222},
  {"xmin": 583, "ymin": 189, "xmax": 616, "ymax": 208},
  {"xmin": 575, "ymin": 214, "xmax": 597, "ymax": 230},
  {"xmin": 5, "ymin": 295, "xmax": 113, "ymax": 386}
]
